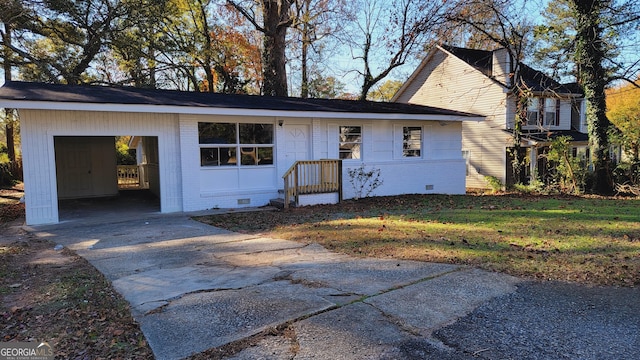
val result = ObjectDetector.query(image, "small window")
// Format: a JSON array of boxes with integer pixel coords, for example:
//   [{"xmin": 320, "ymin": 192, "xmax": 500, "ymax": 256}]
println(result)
[
  {"xmin": 199, "ymin": 122, "xmax": 274, "ymax": 167},
  {"xmin": 544, "ymin": 98, "xmax": 559, "ymax": 126},
  {"xmin": 462, "ymin": 150, "xmax": 470, "ymax": 176},
  {"xmin": 339, "ymin": 126, "xmax": 362, "ymax": 159},
  {"xmin": 526, "ymin": 98, "xmax": 539, "ymax": 125},
  {"xmin": 403, "ymin": 126, "xmax": 422, "ymax": 157}
]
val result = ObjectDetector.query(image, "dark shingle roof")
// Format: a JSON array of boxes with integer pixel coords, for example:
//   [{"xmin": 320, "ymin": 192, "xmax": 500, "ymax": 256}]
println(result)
[
  {"xmin": 0, "ymin": 81, "xmax": 481, "ymax": 118},
  {"xmin": 441, "ymin": 45, "xmax": 578, "ymax": 94},
  {"xmin": 505, "ymin": 129, "xmax": 590, "ymax": 143}
]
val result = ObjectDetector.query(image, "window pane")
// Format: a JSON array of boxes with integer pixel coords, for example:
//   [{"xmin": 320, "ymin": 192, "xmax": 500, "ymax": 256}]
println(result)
[
  {"xmin": 340, "ymin": 126, "xmax": 362, "ymax": 143},
  {"xmin": 545, "ymin": 111, "xmax": 556, "ymax": 126},
  {"xmin": 340, "ymin": 144, "xmax": 361, "ymax": 159},
  {"xmin": 544, "ymin": 98, "xmax": 556, "ymax": 110},
  {"xmin": 403, "ymin": 126, "xmax": 421, "ymax": 157},
  {"xmin": 221, "ymin": 147, "xmax": 237, "ymax": 165},
  {"xmin": 258, "ymin": 147, "xmax": 274, "ymax": 165},
  {"xmin": 199, "ymin": 123, "xmax": 236, "ymax": 144},
  {"xmin": 200, "ymin": 148, "xmax": 219, "ymax": 166},
  {"xmin": 200, "ymin": 147, "xmax": 237, "ymax": 166},
  {"xmin": 339, "ymin": 126, "xmax": 362, "ymax": 159},
  {"xmin": 240, "ymin": 147, "xmax": 258, "ymax": 165},
  {"xmin": 526, "ymin": 111, "xmax": 538, "ymax": 125},
  {"xmin": 239, "ymin": 123, "xmax": 273, "ymax": 144}
]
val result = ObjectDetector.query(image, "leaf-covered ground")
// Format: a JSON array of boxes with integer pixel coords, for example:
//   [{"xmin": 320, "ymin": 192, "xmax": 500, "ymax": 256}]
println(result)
[
  {"xmin": 196, "ymin": 194, "xmax": 640, "ymax": 287},
  {"xmin": 0, "ymin": 232, "xmax": 154, "ymax": 359},
  {"xmin": 1, "ymin": 185, "xmax": 153, "ymax": 359}
]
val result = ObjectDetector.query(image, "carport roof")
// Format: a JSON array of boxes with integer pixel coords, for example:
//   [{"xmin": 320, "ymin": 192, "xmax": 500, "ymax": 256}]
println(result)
[{"xmin": 0, "ymin": 81, "xmax": 483, "ymax": 121}]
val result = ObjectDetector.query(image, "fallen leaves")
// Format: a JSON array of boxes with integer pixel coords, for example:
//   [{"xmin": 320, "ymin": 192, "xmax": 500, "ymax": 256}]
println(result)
[
  {"xmin": 196, "ymin": 193, "xmax": 640, "ymax": 287},
  {"xmin": 0, "ymin": 236, "xmax": 153, "ymax": 359}
]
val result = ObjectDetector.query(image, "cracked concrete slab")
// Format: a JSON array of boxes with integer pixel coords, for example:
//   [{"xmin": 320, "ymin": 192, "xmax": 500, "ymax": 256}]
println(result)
[
  {"xmin": 364, "ymin": 268, "xmax": 522, "ymax": 334},
  {"xmin": 26, "ymin": 213, "xmax": 548, "ymax": 360},
  {"xmin": 113, "ymin": 264, "xmax": 284, "ymax": 315},
  {"xmin": 291, "ymin": 302, "xmax": 462, "ymax": 360},
  {"xmin": 138, "ymin": 281, "xmax": 336, "ymax": 360},
  {"xmin": 283, "ymin": 258, "xmax": 459, "ymax": 296}
]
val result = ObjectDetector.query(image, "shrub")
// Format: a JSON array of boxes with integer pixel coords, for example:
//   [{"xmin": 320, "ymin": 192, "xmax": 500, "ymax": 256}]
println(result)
[
  {"xmin": 484, "ymin": 175, "xmax": 503, "ymax": 193},
  {"xmin": 347, "ymin": 164, "xmax": 383, "ymax": 200}
]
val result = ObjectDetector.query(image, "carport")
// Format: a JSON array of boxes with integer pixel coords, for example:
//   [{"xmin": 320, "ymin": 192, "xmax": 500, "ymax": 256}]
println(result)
[
  {"xmin": 4, "ymin": 104, "xmax": 183, "ymax": 225},
  {"xmin": 53, "ymin": 135, "xmax": 161, "ymax": 222}
]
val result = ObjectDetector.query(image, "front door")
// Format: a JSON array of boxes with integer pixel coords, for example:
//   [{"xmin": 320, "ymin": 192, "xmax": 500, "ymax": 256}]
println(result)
[{"xmin": 281, "ymin": 124, "xmax": 310, "ymax": 175}]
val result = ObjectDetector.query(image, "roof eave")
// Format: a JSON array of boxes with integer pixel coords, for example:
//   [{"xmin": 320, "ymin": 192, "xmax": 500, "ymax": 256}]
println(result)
[{"xmin": 1, "ymin": 100, "xmax": 484, "ymax": 122}]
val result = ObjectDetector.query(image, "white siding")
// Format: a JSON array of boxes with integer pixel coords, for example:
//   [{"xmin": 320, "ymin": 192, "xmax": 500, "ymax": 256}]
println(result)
[
  {"xmin": 318, "ymin": 118, "xmax": 467, "ymax": 199},
  {"xmin": 180, "ymin": 114, "xmax": 467, "ymax": 208},
  {"xmin": 178, "ymin": 114, "xmax": 279, "ymax": 211},
  {"xmin": 396, "ymin": 49, "xmax": 510, "ymax": 188},
  {"xmin": 19, "ymin": 108, "xmax": 468, "ymax": 224},
  {"xmin": 19, "ymin": 109, "xmax": 182, "ymax": 225}
]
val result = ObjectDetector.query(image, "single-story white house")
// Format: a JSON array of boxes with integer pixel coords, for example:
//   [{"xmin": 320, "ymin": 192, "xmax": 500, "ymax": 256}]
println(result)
[{"xmin": 0, "ymin": 81, "xmax": 482, "ymax": 225}]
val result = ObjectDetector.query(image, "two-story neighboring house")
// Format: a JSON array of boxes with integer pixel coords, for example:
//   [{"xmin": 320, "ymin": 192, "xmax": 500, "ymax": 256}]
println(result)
[{"xmin": 394, "ymin": 45, "xmax": 588, "ymax": 188}]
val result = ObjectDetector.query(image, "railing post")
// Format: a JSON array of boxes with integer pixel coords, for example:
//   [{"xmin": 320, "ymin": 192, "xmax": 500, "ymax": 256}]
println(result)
[
  {"xmin": 338, "ymin": 159, "xmax": 343, "ymax": 203},
  {"xmin": 284, "ymin": 174, "xmax": 290, "ymax": 209},
  {"xmin": 294, "ymin": 164, "xmax": 299, "ymax": 206}
]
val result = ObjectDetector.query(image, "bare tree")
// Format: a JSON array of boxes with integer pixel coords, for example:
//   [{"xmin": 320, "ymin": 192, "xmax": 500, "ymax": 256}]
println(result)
[
  {"xmin": 345, "ymin": 0, "xmax": 451, "ymax": 101},
  {"xmin": 291, "ymin": 0, "xmax": 347, "ymax": 98},
  {"xmin": 227, "ymin": 0, "xmax": 296, "ymax": 96},
  {"xmin": 446, "ymin": 0, "xmax": 534, "ymax": 183}
]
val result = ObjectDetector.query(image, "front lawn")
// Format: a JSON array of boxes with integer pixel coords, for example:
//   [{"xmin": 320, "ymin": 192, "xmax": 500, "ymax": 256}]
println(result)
[{"xmin": 196, "ymin": 194, "xmax": 640, "ymax": 287}]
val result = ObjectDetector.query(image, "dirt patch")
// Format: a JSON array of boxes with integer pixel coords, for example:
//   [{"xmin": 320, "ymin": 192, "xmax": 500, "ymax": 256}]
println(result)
[{"xmin": 0, "ymin": 224, "xmax": 154, "ymax": 359}]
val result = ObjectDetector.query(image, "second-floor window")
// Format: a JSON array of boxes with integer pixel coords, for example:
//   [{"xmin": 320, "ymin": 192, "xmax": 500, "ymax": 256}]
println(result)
[{"xmin": 526, "ymin": 97, "xmax": 560, "ymax": 127}]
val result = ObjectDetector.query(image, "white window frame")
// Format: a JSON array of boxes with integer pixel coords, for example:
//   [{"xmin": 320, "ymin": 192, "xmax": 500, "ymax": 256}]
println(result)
[
  {"xmin": 526, "ymin": 98, "xmax": 540, "ymax": 126},
  {"xmin": 544, "ymin": 98, "xmax": 560, "ymax": 126},
  {"xmin": 198, "ymin": 122, "xmax": 274, "ymax": 167},
  {"xmin": 339, "ymin": 125, "xmax": 362, "ymax": 160},
  {"xmin": 526, "ymin": 97, "xmax": 560, "ymax": 127},
  {"xmin": 402, "ymin": 126, "xmax": 422, "ymax": 158}
]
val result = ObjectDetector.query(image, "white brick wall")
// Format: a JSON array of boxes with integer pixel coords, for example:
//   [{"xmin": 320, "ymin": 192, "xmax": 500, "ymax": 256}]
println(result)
[{"xmin": 19, "ymin": 107, "xmax": 469, "ymax": 224}]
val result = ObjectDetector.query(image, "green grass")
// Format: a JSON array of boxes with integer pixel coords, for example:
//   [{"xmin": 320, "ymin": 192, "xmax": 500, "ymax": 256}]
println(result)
[{"xmin": 196, "ymin": 194, "xmax": 640, "ymax": 286}]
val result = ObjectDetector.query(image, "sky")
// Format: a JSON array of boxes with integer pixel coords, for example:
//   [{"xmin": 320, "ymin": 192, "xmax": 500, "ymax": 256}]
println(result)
[{"xmin": 4, "ymin": 0, "xmax": 639, "ymax": 93}]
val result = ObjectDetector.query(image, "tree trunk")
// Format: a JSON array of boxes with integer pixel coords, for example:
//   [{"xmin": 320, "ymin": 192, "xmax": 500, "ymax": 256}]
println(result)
[
  {"xmin": 573, "ymin": 0, "xmax": 614, "ymax": 194},
  {"xmin": 197, "ymin": 0, "xmax": 215, "ymax": 93},
  {"xmin": 3, "ymin": 22, "xmax": 16, "ymax": 162},
  {"xmin": 301, "ymin": 20, "xmax": 309, "ymax": 98},
  {"xmin": 511, "ymin": 90, "xmax": 528, "ymax": 184},
  {"xmin": 262, "ymin": 0, "xmax": 290, "ymax": 97}
]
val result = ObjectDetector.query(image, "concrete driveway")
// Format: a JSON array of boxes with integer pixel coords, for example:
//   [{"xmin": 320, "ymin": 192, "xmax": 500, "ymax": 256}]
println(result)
[{"xmin": 29, "ymin": 211, "xmax": 640, "ymax": 360}]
